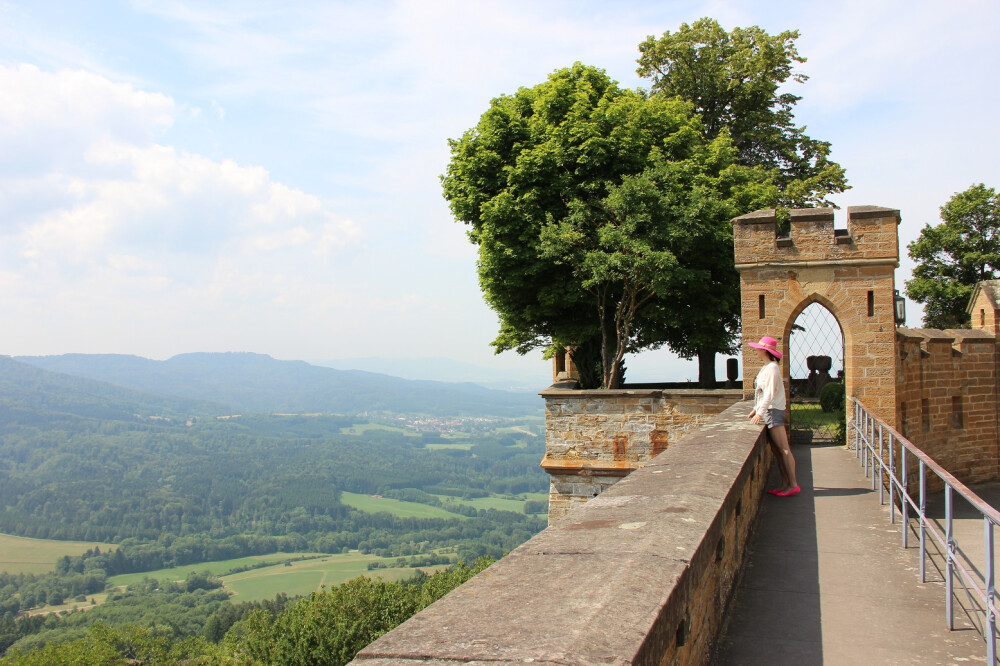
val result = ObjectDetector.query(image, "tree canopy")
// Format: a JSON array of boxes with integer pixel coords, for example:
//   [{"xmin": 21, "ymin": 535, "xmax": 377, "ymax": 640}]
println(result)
[
  {"xmin": 905, "ymin": 184, "xmax": 1000, "ymax": 328},
  {"xmin": 636, "ymin": 17, "xmax": 848, "ymax": 208},
  {"xmin": 442, "ymin": 63, "xmax": 776, "ymax": 388},
  {"xmin": 445, "ymin": 19, "xmax": 848, "ymax": 388}
]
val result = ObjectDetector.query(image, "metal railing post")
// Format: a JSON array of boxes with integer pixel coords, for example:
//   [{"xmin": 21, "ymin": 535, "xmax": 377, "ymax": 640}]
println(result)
[
  {"xmin": 878, "ymin": 426, "xmax": 884, "ymax": 501},
  {"xmin": 985, "ymin": 517, "xmax": 996, "ymax": 664},
  {"xmin": 919, "ymin": 460, "xmax": 927, "ymax": 583},
  {"xmin": 852, "ymin": 397, "xmax": 1000, "ymax": 664},
  {"xmin": 901, "ymin": 444, "xmax": 909, "ymax": 549},
  {"xmin": 889, "ymin": 431, "xmax": 896, "ymax": 524},
  {"xmin": 946, "ymin": 485, "xmax": 955, "ymax": 630}
]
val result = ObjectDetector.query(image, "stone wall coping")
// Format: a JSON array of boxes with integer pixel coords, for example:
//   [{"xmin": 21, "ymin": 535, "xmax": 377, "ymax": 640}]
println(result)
[
  {"xmin": 789, "ymin": 207, "xmax": 834, "ymax": 222},
  {"xmin": 539, "ymin": 387, "xmax": 744, "ymax": 399},
  {"xmin": 539, "ymin": 456, "xmax": 639, "ymax": 475},
  {"xmin": 731, "ymin": 208, "xmax": 777, "ymax": 224},
  {"xmin": 847, "ymin": 205, "xmax": 901, "ymax": 221},
  {"xmin": 900, "ymin": 327, "xmax": 969, "ymax": 342},
  {"xmin": 350, "ymin": 401, "xmax": 765, "ymax": 666},
  {"xmin": 945, "ymin": 328, "xmax": 995, "ymax": 341}
]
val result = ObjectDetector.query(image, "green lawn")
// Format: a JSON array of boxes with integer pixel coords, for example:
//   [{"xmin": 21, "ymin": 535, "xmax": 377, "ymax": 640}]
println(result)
[
  {"xmin": 790, "ymin": 402, "xmax": 843, "ymax": 441},
  {"xmin": 0, "ymin": 533, "xmax": 116, "ymax": 575},
  {"xmin": 340, "ymin": 491, "xmax": 464, "ymax": 519}
]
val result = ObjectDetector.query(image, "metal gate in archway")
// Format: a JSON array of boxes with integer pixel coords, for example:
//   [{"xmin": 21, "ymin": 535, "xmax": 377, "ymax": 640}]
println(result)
[{"xmin": 788, "ymin": 303, "xmax": 845, "ymax": 444}]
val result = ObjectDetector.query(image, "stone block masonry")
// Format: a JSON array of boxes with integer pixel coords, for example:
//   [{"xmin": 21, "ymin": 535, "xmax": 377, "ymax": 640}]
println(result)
[
  {"xmin": 349, "ymin": 402, "xmax": 772, "ymax": 666},
  {"xmin": 733, "ymin": 206, "xmax": 900, "ymax": 428},
  {"xmin": 539, "ymin": 388, "xmax": 743, "ymax": 523},
  {"xmin": 896, "ymin": 327, "xmax": 1000, "ymax": 489}
]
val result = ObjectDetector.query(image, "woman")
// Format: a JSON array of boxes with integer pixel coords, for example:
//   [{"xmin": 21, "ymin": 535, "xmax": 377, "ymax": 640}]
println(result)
[{"xmin": 747, "ymin": 335, "xmax": 799, "ymax": 497}]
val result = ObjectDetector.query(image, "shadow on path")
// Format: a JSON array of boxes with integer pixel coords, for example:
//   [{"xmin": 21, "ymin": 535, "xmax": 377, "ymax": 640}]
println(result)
[{"xmin": 714, "ymin": 440, "xmax": 984, "ymax": 665}]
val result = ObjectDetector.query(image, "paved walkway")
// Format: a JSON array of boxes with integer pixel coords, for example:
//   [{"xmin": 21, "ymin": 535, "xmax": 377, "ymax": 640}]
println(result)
[{"xmin": 714, "ymin": 440, "xmax": 989, "ymax": 665}]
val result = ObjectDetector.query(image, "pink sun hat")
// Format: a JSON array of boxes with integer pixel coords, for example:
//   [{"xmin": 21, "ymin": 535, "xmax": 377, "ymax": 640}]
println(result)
[{"xmin": 748, "ymin": 335, "xmax": 783, "ymax": 359}]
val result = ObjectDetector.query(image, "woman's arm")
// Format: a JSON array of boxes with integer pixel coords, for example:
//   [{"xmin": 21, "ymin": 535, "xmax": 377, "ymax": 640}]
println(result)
[{"xmin": 756, "ymin": 364, "xmax": 780, "ymax": 412}]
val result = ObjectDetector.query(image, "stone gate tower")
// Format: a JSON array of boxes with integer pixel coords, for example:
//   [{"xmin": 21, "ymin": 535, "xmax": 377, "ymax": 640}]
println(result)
[{"xmin": 733, "ymin": 206, "xmax": 901, "ymax": 425}]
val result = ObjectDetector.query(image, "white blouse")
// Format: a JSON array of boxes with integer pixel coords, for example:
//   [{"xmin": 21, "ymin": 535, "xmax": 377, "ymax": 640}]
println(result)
[{"xmin": 753, "ymin": 361, "xmax": 786, "ymax": 413}]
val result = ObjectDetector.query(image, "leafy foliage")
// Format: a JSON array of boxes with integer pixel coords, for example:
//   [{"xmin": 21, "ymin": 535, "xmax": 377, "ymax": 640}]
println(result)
[
  {"xmin": 442, "ymin": 62, "xmax": 776, "ymax": 387},
  {"xmin": 819, "ymin": 382, "xmax": 845, "ymax": 413},
  {"xmin": 905, "ymin": 184, "xmax": 1000, "ymax": 328},
  {"xmin": 635, "ymin": 18, "xmax": 848, "ymax": 383},
  {"xmin": 636, "ymin": 17, "xmax": 848, "ymax": 208},
  {"xmin": 1, "ymin": 559, "xmax": 495, "ymax": 665}
]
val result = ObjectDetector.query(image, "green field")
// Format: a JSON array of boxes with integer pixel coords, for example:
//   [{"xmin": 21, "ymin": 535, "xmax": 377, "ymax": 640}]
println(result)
[
  {"xmin": 110, "ymin": 551, "xmax": 450, "ymax": 603},
  {"xmin": 222, "ymin": 552, "xmax": 446, "ymax": 601},
  {"xmin": 437, "ymin": 492, "xmax": 549, "ymax": 513},
  {"xmin": 424, "ymin": 441, "xmax": 475, "ymax": 450},
  {"xmin": 0, "ymin": 533, "xmax": 116, "ymax": 575},
  {"xmin": 340, "ymin": 491, "xmax": 462, "ymax": 519},
  {"xmin": 339, "ymin": 423, "xmax": 419, "ymax": 436},
  {"xmin": 107, "ymin": 553, "xmax": 321, "ymax": 588}
]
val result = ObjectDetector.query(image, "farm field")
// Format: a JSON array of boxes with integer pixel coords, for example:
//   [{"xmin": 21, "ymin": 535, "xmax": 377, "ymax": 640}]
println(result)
[
  {"xmin": 26, "ymin": 592, "xmax": 110, "ymax": 617},
  {"xmin": 339, "ymin": 422, "xmax": 419, "ymax": 436},
  {"xmin": 109, "ymin": 551, "xmax": 449, "ymax": 603},
  {"xmin": 424, "ymin": 441, "xmax": 475, "ymax": 450},
  {"xmin": 0, "ymin": 533, "xmax": 115, "ymax": 575},
  {"xmin": 222, "ymin": 552, "xmax": 448, "ymax": 601},
  {"xmin": 106, "ymin": 553, "xmax": 322, "ymax": 588},
  {"xmin": 340, "ymin": 491, "xmax": 462, "ymax": 519},
  {"xmin": 438, "ymin": 492, "xmax": 549, "ymax": 513}
]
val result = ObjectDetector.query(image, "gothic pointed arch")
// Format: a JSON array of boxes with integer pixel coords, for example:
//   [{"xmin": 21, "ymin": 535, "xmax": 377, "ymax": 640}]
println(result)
[{"xmin": 733, "ymin": 206, "xmax": 901, "ymax": 426}]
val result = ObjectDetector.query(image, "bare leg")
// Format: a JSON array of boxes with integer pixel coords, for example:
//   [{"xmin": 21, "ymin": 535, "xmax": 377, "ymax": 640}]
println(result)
[
  {"xmin": 770, "ymin": 425, "xmax": 798, "ymax": 491},
  {"xmin": 766, "ymin": 430, "xmax": 790, "ymax": 490}
]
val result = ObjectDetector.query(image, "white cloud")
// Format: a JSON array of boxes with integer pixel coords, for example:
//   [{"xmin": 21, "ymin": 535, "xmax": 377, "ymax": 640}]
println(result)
[{"xmin": 0, "ymin": 62, "xmax": 361, "ymax": 348}]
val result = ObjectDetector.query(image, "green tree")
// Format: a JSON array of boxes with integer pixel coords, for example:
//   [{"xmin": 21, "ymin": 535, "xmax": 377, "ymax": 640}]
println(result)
[
  {"xmin": 636, "ymin": 18, "xmax": 848, "ymax": 382},
  {"xmin": 442, "ymin": 62, "xmax": 775, "ymax": 387},
  {"xmin": 637, "ymin": 18, "xmax": 848, "ymax": 208},
  {"xmin": 905, "ymin": 184, "xmax": 1000, "ymax": 328}
]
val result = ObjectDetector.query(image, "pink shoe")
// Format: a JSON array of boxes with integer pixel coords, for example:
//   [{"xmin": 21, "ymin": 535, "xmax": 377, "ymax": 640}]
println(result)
[
  {"xmin": 775, "ymin": 486, "xmax": 801, "ymax": 497},
  {"xmin": 766, "ymin": 489, "xmax": 782, "ymax": 495}
]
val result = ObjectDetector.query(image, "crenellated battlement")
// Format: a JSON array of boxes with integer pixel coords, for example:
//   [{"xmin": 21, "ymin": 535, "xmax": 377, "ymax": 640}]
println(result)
[
  {"xmin": 895, "ymin": 326, "xmax": 1000, "ymax": 487},
  {"xmin": 733, "ymin": 205, "xmax": 900, "ymax": 268}
]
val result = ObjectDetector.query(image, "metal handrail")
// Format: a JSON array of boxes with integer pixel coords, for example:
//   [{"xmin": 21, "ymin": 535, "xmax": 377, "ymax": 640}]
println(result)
[{"xmin": 850, "ymin": 398, "xmax": 998, "ymax": 665}]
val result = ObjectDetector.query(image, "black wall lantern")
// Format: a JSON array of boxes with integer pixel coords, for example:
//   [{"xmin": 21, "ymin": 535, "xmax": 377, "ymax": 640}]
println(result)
[{"xmin": 894, "ymin": 290, "xmax": 906, "ymax": 325}]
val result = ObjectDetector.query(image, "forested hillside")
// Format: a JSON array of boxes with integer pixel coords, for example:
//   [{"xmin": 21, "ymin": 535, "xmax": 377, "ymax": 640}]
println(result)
[
  {"xmin": 0, "ymin": 357, "xmax": 228, "ymax": 423},
  {"xmin": 0, "ymin": 355, "xmax": 548, "ymax": 660},
  {"xmin": 15, "ymin": 353, "xmax": 541, "ymax": 415}
]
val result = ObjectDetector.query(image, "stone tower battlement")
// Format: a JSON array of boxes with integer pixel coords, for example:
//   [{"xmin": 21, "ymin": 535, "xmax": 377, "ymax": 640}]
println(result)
[
  {"xmin": 733, "ymin": 206, "xmax": 900, "ymax": 268},
  {"xmin": 734, "ymin": 205, "xmax": 901, "ymax": 428}
]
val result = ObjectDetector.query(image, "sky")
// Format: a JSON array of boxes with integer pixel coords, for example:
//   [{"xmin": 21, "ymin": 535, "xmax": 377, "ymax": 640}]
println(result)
[{"xmin": 1, "ymin": 0, "xmax": 998, "ymax": 385}]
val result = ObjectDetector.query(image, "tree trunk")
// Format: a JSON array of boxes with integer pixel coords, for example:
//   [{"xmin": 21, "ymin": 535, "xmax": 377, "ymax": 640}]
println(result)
[{"xmin": 697, "ymin": 349, "xmax": 716, "ymax": 389}]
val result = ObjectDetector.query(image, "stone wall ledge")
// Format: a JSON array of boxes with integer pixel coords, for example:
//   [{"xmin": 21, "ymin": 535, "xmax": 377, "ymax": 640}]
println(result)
[
  {"xmin": 540, "ymin": 387, "xmax": 745, "ymax": 398},
  {"xmin": 350, "ymin": 400, "xmax": 768, "ymax": 666}
]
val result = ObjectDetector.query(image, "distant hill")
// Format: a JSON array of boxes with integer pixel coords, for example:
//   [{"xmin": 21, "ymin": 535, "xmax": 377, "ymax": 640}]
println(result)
[
  {"xmin": 316, "ymin": 356, "xmax": 542, "ymax": 390},
  {"xmin": 0, "ymin": 356, "xmax": 227, "ymax": 426},
  {"xmin": 14, "ymin": 353, "xmax": 542, "ymax": 416}
]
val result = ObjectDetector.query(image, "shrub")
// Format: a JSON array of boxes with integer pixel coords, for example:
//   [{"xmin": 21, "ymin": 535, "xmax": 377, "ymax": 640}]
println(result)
[{"xmin": 819, "ymin": 382, "xmax": 845, "ymax": 413}]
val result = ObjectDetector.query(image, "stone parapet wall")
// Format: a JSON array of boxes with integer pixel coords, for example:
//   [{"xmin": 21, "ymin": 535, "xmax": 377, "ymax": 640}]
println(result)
[
  {"xmin": 896, "ymin": 327, "xmax": 1000, "ymax": 488},
  {"xmin": 540, "ymin": 388, "xmax": 743, "ymax": 522},
  {"xmin": 350, "ymin": 402, "xmax": 770, "ymax": 666}
]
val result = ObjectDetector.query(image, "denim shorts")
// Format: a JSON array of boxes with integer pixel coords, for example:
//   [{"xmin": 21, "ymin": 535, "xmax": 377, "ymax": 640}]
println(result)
[{"xmin": 762, "ymin": 408, "xmax": 786, "ymax": 428}]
